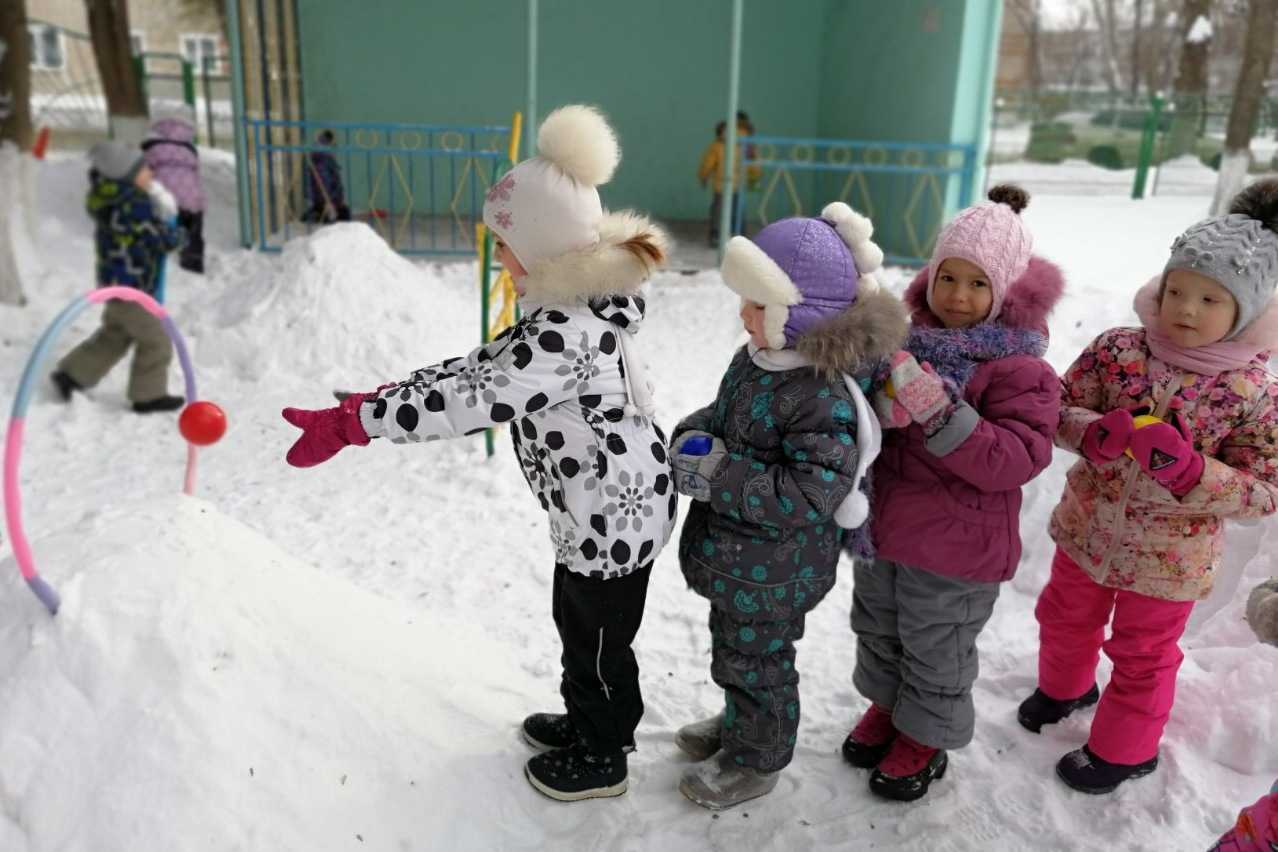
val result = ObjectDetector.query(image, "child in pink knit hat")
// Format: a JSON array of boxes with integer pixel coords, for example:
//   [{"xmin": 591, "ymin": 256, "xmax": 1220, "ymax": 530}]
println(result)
[{"xmin": 844, "ymin": 185, "xmax": 1066, "ymax": 802}]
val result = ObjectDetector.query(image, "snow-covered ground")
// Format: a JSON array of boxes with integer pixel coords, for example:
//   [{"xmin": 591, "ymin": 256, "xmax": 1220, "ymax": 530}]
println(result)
[{"xmin": 0, "ymin": 152, "xmax": 1275, "ymax": 851}]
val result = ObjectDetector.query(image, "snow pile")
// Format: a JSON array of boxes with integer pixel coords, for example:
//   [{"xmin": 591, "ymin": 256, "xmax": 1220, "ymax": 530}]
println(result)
[
  {"xmin": 181, "ymin": 222, "xmax": 473, "ymax": 387},
  {"xmin": 0, "ymin": 497, "xmax": 539, "ymax": 852}
]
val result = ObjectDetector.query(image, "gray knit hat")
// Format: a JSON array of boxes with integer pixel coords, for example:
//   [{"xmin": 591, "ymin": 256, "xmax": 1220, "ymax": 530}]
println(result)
[
  {"xmin": 1164, "ymin": 181, "xmax": 1278, "ymax": 339},
  {"xmin": 88, "ymin": 141, "xmax": 144, "ymax": 183}
]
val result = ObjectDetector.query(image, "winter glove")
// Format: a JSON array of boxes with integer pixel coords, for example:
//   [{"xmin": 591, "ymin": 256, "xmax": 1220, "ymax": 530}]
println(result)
[
  {"xmin": 147, "ymin": 180, "xmax": 179, "ymax": 221},
  {"xmin": 1247, "ymin": 577, "xmax": 1278, "ymax": 645},
  {"xmin": 670, "ymin": 430, "xmax": 727, "ymax": 502},
  {"xmin": 1081, "ymin": 409, "xmax": 1135, "ymax": 466},
  {"xmin": 282, "ymin": 393, "xmax": 372, "ymax": 468},
  {"xmin": 1127, "ymin": 412, "xmax": 1204, "ymax": 496},
  {"xmin": 885, "ymin": 350, "xmax": 954, "ymax": 436}
]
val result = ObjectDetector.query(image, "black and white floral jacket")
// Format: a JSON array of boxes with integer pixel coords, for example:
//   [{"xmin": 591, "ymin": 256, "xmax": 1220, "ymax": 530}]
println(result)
[{"xmin": 359, "ymin": 213, "xmax": 676, "ymax": 579}]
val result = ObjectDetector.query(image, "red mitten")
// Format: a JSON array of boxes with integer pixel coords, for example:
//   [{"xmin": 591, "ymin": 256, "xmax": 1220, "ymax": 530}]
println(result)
[
  {"xmin": 1081, "ymin": 409, "xmax": 1135, "ymax": 465},
  {"xmin": 1128, "ymin": 413, "xmax": 1204, "ymax": 496},
  {"xmin": 282, "ymin": 393, "xmax": 372, "ymax": 468}
]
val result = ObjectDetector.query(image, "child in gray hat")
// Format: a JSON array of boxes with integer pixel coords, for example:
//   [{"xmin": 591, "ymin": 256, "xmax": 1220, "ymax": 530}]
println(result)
[{"xmin": 1022, "ymin": 178, "xmax": 1278, "ymax": 795}]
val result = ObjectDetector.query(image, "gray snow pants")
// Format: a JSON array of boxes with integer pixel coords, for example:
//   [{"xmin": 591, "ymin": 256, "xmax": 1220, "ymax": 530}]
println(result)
[{"xmin": 851, "ymin": 558, "xmax": 1000, "ymax": 750}]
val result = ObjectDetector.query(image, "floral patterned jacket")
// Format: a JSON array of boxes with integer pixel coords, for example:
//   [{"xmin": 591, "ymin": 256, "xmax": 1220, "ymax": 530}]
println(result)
[
  {"xmin": 362, "ymin": 296, "xmax": 676, "ymax": 580},
  {"xmin": 1051, "ymin": 299, "xmax": 1278, "ymax": 601}
]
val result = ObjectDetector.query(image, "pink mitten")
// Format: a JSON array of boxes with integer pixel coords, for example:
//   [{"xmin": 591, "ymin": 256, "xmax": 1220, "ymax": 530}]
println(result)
[
  {"xmin": 1128, "ymin": 413, "xmax": 1204, "ymax": 496},
  {"xmin": 1081, "ymin": 409, "xmax": 1135, "ymax": 465},
  {"xmin": 888, "ymin": 351, "xmax": 952, "ymax": 432},
  {"xmin": 282, "ymin": 393, "xmax": 372, "ymax": 468}
]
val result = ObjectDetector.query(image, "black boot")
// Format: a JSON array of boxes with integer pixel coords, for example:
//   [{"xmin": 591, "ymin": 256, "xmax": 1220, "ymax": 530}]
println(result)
[
  {"xmin": 51, "ymin": 371, "xmax": 82, "ymax": 402},
  {"xmin": 868, "ymin": 734, "xmax": 948, "ymax": 802},
  {"xmin": 133, "ymin": 395, "xmax": 185, "ymax": 414},
  {"xmin": 1056, "ymin": 745, "xmax": 1158, "ymax": 794},
  {"xmin": 521, "ymin": 713, "xmax": 578, "ymax": 751},
  {"xmin": 524, "ymin": 742, "xmax": 627, "ymax": 801},
  {"xmin": 1017, "ymin": 684, "xmax": 1100, "ymax": 733}
]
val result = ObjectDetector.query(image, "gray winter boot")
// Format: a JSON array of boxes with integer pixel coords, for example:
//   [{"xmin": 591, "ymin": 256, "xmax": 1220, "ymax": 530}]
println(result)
[
  {"xmin": 678, "ymin": 751, "xmax": 780, "ymax": 810},
  {"xmin": 675, "ymin": 712, "xmax": 724, "ymax": 761}
]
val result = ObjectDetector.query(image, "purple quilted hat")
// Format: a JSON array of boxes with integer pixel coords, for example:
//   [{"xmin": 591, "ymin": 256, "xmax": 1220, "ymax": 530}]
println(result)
[{"xmin": 720, "ymin": 202, "xmax": 886, "ymax": 349}]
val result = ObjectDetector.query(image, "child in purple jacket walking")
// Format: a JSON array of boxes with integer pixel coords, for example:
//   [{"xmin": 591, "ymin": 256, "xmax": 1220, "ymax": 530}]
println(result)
[
  {"xmin": 843, "ymin": 185, "xmax": 1065, "ymax": 801},
  {"xmin": 142, "ymin": 113, "xmax": 206, "ymax": 274}
]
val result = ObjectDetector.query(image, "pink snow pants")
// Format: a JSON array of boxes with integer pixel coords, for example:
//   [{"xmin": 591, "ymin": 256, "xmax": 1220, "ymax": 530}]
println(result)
[{"xmin": 1035, "ymin": 548, "xmax": 1194, "ymax": 765}]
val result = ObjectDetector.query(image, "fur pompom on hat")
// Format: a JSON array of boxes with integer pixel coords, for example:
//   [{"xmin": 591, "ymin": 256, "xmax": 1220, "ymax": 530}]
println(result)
[
  {"xmin": 1248, "ymin": 577, "xmax": 1278, "ymax": 645},
  {"xmin": 927, "ymin": 184, "xmax": 1033, "ymax": 324},
  {"xmin": 482, "ymin": 104, "xmax": 620, "ymax": 269},
  {"xmin": 719, "ymin": 201, "xmax": 887, "ymax": 349}
]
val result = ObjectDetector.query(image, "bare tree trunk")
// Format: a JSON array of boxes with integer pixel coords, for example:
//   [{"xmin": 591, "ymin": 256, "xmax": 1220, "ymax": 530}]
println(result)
[
  {"xmin": 0, "ymin": 0, "xmax": 33, "ymax": 150},
  {"xmin": 1167, "ymin": 0, "xmax": 1213, "ymax": 157},
  {"xmin": 1091, "ymin": 0, "xmax": 1127, "ymax": 92},
  {"xmin": 1131, "ymin": 0, "xmax": 1145, "ymax": 96},
  {"xmin": 1210, "ymin": 0, "xmax": 1277, "ymax": 214},
  {"xmin": 0, "ymin": 0, "xmax": 33, "ymax": 305},
  {"xmin": 1010, "ymin": 0, "xmax": 1044, "ymax": 95},
  {"xmin": 85, "ymin": 0, "xmax": 148, "ymax": 142}
]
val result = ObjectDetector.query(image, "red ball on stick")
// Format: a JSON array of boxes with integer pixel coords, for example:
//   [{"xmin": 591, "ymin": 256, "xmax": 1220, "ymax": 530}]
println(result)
[{"xmin": 179, "ymin": 401, "xmax": 227, "ymax": 446}]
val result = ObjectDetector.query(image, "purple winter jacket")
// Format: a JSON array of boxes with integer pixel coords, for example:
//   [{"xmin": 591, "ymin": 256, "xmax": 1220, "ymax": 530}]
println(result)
[
  {"xmin": 872, "ymin": 258, "xmax": 1065, "ymax": 583},
  {"xmin": 142, "ymin": 118, "xmax": 206, "ymax": 212}
]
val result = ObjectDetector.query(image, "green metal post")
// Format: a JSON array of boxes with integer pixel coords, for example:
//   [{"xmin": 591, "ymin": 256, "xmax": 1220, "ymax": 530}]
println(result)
[
  {"xmin": 526, "ymin": 0, "xmax": 538, "ymax": 159},
  {"xmin": 181, "ymin": 59, "xmax": 196, "ymax": 114},
  {"xmin": 202, "ymin": 57, "xmax": 216, "ymax": 148},
  {"xmin": 1132, "ymin": 94, "xmax": 1164, "ymax": 200},
  {"xmin": 226, "ymin": 0, "xmax": 253, "ymax": 248},
  {"xmin": 717, "ymin": 0, "xmax": 743, "ymax": 262},
  {"xmin": 133, "ymin": 55, "xmax": 148, "ymax": 105}
]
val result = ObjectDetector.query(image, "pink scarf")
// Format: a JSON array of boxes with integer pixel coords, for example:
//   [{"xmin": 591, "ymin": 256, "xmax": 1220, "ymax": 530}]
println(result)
[{"xmin": 1133, "ymin": 278, "xmax": 1276, "ymax": 375}]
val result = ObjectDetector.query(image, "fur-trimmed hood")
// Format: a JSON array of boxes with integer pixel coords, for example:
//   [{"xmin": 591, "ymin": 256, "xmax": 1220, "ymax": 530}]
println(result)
[
  {"xmin": 517, "ymin": 210, "xmax": 670, "ymax": 305},
  {"xmin": 904, "ymin": 255, "xmax": 1065, "ymax": 336},
  {"xmin": 793, "ymin": 286, "xmax": 909, "ymax": 376}
]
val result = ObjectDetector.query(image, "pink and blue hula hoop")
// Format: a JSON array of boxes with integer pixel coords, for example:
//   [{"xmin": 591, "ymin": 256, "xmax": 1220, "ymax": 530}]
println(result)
[{"xmin": 4, "ymin": 287, "xmax": 200, "ymax": 615}]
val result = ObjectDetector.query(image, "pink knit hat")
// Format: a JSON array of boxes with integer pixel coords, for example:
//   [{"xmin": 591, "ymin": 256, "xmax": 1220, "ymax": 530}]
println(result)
[{"xmin": 926, "ymin": 185, "xmax": 1033, "ymax": 324}]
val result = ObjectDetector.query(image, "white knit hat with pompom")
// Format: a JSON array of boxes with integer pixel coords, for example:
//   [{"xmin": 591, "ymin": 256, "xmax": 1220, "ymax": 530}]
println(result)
[{"xmin": 481, "ymin": 104, "xmax": 620, "ymax": 269}]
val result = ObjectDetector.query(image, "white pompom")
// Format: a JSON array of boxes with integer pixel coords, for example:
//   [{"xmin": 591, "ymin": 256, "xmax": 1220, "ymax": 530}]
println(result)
[
  {"xmin": 537, "ymin": 104, "xmax": 620, "ymax": 188},
  {"xmin": 852, "ymin": 240, "xmax": 884, "ymax": 274},
  {"xmin": 834, "ymin": 491, "xmax": 869, "ymax": 528},
  {"xmin": 623, "ymin": 403, "xmax": 639, "ymax": 418},
  {"xmin": 857, "ymin": 272, "xmax": 880, "ymax": 294},
  {"xmin": 821, "ymin": 201, "xmax": 874, "ymax": 244}
]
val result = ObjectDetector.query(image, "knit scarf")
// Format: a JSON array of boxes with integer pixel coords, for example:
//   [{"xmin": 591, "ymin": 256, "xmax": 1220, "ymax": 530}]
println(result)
[{"xmin": 899, "ymin": 323, "xmax": 1049, "ymax": 395}]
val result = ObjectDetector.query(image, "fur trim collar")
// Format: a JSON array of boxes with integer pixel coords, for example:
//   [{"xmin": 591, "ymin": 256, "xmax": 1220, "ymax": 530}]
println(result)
[
  {"xmin": 518, "ymin": 211, "xmax": 669, "ymax": 303},
  {"xmin": 904, "ymin": 255, "xmax": 1065, "ymax": 335},
  {"xmin": 794, "ymin": 287, "xmax": 908, "ymax": 376}
]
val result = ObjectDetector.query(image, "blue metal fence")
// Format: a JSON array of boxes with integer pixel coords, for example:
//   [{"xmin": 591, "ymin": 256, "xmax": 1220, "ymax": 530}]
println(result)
[
  {"xmin": 244, "ymin": 118, "xmax": 513, "ymax": 255},
  {"xmin": 740, "ymin": 135, "xmax": 978, "ymax": 265}
]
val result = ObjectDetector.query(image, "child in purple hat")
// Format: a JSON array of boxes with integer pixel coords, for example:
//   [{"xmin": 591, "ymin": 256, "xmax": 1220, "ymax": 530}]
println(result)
[{"xmin": 669, "ymin": 202, "xmax": 908, "ymax": 809}]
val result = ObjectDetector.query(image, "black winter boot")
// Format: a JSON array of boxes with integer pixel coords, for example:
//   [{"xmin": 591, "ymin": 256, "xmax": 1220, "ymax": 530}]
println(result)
[
  {"xmin": 1017, "ymin": 684, "xmax": 1100, "ymax": 733},
  {"xmin": 1056, "ymin": 745, "xmax": 1158, "ymax": 794},
  {"xmin": 521, "ymin": 712, "xmax": 579, "ymax": 751},
  {"xmin": 524, "ymin": 742, "xmax": 627, "ymax": 801},
  {"xmin": 133, "ymin": 395, "xmax": 185, "ymax": 414},
  {"xmin": 51, "ymin": 371, "xmax": 81, "ymax": 402}
]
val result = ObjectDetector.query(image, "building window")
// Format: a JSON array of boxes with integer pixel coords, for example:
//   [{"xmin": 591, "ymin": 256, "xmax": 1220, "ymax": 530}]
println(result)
[
  {"xmin": 180, "ymin": 33, "xmax": 222, "ymax": 73},
  {"xmin": 28, "ymin": 23, "xmax": 65, "ymax": 70},
  {"xmin": 130, "ymin": 30, "xmax": 146, "ymax": 57}
]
